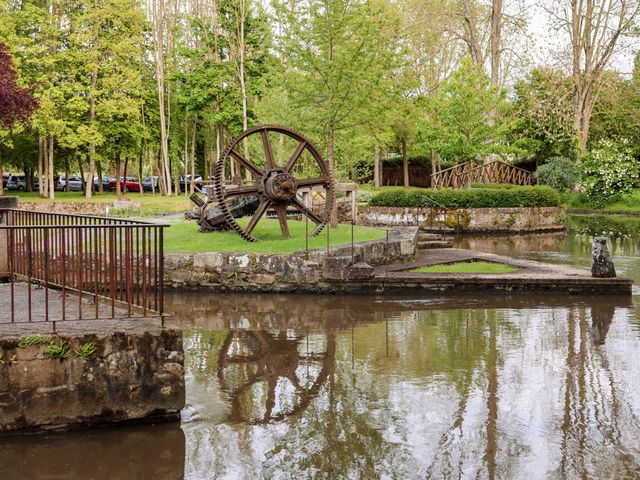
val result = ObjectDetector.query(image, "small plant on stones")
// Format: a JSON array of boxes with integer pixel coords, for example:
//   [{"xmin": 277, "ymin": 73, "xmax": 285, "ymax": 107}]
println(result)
[
  {"xmin": 18, "ymin": 335, "xmax": 53, "ymax": 348},
  {"xmin": 43, "ymin": 341, "xmax": 71, "ymax": 360},
  {"xmin": 74, "ymin": 342, "xmax": 98, "ymax": 360}
]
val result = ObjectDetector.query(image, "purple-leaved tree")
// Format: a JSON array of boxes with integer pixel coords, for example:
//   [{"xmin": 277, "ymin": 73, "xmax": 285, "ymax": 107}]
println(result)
[{"xmin": 0, "ymin": 42, "xmax": 39, "ymax": 196}]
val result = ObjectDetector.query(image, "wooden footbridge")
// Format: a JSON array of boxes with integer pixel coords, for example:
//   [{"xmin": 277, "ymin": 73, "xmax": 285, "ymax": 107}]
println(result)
[{"xmin": 430, "ymin": 160, "xmax": 532, "ymax": 189}]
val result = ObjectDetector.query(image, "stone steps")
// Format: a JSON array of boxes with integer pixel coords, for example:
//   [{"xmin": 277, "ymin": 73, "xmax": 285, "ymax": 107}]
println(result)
[
  {"xmin": 417, "ymin": 240, "xmax": 453, "ymax": 249},
  {"xmin": 417, "ymin": 233, "xmax": 442, "ymax": 241}
]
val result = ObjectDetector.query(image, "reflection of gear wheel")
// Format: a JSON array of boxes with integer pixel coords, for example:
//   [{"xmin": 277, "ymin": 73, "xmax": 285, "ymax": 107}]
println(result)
[
  {"xmin": 211, "ymin": 125, "xmax": 334, "ymax": 242},
  {"xmin": 217, "ymin": 329, "xmax": 336, "ymax": 424}
]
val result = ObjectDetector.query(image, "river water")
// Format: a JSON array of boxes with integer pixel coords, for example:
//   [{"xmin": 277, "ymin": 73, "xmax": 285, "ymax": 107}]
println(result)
[{"xmin": 1, "ymin": 215, "xmax": 640, "ymax": 479}]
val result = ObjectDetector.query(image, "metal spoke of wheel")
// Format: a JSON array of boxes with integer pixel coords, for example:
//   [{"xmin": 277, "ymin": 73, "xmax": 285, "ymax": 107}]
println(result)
[
  {"xmin": 245, "ymin": 199, "xmax": 271, "ymax": 235},
  {"xmin": 261, "ymin": 129, "xmax": 276, "ymax": 169},
  {"xmin": 275, "ymin": 204, "xmax": 290, "ymax": 239},
  {"xmin": 223, "ymin": 184, "xmax": 260, "ymax": 199},
  {"xmin": 296, "ymin": 177, "xmax": 329, "ymax": 188},
  {"xmin": 229, "ymin": 149, "xmax": 262, "ymax": 177},
  {"xmin": 285, "ymin": 141, "xmax": 307, "ymax": 173},
  {"xmin": 291, "ymin": 197, "xmax": 324, "ymax": 226}
]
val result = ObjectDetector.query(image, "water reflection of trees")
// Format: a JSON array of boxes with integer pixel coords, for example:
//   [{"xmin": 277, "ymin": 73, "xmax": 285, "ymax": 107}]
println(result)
[{"xmin": 179, "ymin": 294, "xmax": 640, "ymax": 478}]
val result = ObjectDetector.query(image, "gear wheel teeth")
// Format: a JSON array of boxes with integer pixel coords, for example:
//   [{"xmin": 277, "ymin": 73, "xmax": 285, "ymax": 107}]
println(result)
[{"xmin": 210, "ymin": 125, "xmax": 334, "ymax": 242}]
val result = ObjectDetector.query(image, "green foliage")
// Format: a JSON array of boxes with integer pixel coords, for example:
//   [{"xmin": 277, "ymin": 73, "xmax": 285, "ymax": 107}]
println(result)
[
  {"xmin": 17, "ymin": 335, "xmax": 52, "ymax": 348},
  {"xmin": 510, "ymin": 68, "xmax": 575, "ymax": 159},
  {"xmin": 368, "ymin": 186, "xmax": 561, "ymax": 208},
  {"xmin": 565, "ymin": 214, "xmax": 640, "ymax": 239},
  {"xmin": 469, "ymin": 183, "xmax": 518, "ymax": 189},
  {"xmin": 74, "ymin": 342, "xmax": 98, "ymax": 359},
  {"xmin": 581, "ymin": 139, "xmax": 640, "ymax": 206},
  {"xmin": 43, "ymin": 340, "xmax": 70, "ymax": 360},
  {"xmin": 534, "ymin": 156, "xmax": 580, "ymax": 192},
  {"xmin": 418, "ymin": 56, "xmax": 512, "ymax": 165}
]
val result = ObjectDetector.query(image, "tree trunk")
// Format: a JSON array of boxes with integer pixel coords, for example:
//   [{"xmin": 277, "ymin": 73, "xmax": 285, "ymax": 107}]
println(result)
[
  {"xmin": 402, "ymin": 138, "xmax": 409, "ymax": 188},
  {"xmin": 190, "ymin": 117, "xmax": 197, "ymax": 194},
  {"xmin": 123, "ymin": 157, "xmax": 129, "ymax": 194},
  {"xmin": 38, "ymin": 136, "xmax": 44, "ymax": 197},
  {"xmin": 65, "ymin": 161, "xmax": 70, "ymax": 193},
  {"xmin": 327, "ymin": 125, "xmax": 338, "ymax": 227},
  {"xmin": 115, "ymin": 152, "xmax": 122, "ymax": 196},
  {"xmin": 84, "ymin": 0, "xmax": 100, "ymax": 199},
  {"xmin": 47, "ymin": 136, "xmax": 55, "ymax": 200},
  {"xmin": 373, "ymin": 144, "xmax": 381, "ymax": 191},
  {"xmin": 78, "ymin": 157, "xmax": 86, "ymax": 193},
  {"xmin": 96, "ymin": 162, "xmax": 104, "ymax": 194},
  {"xmin": 490, "ymin": 0, "xmax": 502, "ymax": 86}
]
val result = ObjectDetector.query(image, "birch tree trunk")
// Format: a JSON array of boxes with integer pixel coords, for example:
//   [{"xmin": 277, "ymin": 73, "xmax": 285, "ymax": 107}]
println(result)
[{"xmin": 48, "ymin": 136, "xmax": 55, "ymax": 200}]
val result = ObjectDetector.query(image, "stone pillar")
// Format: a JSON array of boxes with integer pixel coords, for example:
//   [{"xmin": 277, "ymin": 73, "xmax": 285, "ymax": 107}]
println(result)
[
  {"xmin": 591, "ymin": 237, "xmax": 616, "ymax": 278},
  {"xmin": 0, "ymin": 196, "xmax": 18, "ymax": 276}
]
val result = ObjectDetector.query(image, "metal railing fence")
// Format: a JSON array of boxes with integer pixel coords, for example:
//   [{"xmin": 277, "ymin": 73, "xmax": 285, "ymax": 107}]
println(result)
[{"xmin": 0, "ymin": 209, "xmax": 167, "ymax": 330}]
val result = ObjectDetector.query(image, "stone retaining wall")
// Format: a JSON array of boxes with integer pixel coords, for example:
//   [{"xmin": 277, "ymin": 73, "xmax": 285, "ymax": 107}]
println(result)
[
  {"xmin": 0, "ymin": 326, "xmax": 184, "ymax": 433},
  {"xmin": 20, "ymin": 202, "xmax": 108, "ymax": 216},
  {"xmin": 357, "ymin": 206, "xmax": 565, "ymax": 232},
  {"xmin": 164, "ymin": 227, "xmax": 418, "ymax": 292}
]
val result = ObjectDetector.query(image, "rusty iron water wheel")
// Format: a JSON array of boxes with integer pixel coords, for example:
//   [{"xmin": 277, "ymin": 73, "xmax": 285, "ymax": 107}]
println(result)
[{"xmin": 212, "ymin": 125, "xmax": 334, "ymax": 242}]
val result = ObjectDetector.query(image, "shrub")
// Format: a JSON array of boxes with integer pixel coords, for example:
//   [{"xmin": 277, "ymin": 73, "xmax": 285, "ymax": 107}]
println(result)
[
  {"xmin": 534, "ymin": 156, "xmax": 579, "ymax": 191},
  {"xmin": 368, "ymin": 185, "xmax": 561, "ymax": 208},
  {"xmin": 470, "ymin": 183, "xmax": 517, "ymax": 189},
  {"xmin": 581, "ymin": 140, "xmax": 640, "ymax": 205}
]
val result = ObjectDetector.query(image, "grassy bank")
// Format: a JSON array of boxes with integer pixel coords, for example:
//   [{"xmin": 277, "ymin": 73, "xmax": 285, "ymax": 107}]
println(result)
[
  {"xmin": 163, "ymin": 218, "xmax": 386, "ymax": 254},
  {"xmin": 411, "ymin": 261, "xmax": 518, "ymax": 274}
]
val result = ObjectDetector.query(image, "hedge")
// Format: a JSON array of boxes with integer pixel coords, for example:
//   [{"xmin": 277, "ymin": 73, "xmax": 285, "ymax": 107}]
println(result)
[{"xmin": 368, "ymin": 186, "xmax": 561, "ymax": 208}]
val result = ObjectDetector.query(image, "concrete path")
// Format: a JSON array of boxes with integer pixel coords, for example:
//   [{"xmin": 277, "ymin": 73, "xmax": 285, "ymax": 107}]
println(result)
[{"xmin": 0, "ymin": 283, "xmax": 167, "ymax": 335}]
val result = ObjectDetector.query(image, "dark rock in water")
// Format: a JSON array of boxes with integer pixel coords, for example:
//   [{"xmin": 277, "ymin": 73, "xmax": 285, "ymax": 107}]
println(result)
[{"xmin": 591, "ymin": 237, "xmax": 616, "ymax": 278}]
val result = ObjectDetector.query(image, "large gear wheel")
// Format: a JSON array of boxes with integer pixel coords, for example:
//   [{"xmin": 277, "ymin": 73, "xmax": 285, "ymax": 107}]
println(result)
[{"xmin": 194, "ymin": 125, "xmax": 334, "ymax": 242}]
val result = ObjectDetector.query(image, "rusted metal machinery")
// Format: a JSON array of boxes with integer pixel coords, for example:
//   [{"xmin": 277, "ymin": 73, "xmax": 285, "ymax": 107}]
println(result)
[{"xmin": 188, "ymin": 125, "xmax": 334, "ymax": 242}]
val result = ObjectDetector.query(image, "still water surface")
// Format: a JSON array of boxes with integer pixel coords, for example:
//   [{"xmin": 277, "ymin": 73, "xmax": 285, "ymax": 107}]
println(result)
[{"xmin": 2, "ymin": 215, "xmax": 640, "ymax": 480}]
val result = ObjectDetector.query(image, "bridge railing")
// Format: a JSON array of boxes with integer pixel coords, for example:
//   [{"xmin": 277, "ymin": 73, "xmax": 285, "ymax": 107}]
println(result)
[
  {"xmin": 430, "ymin": 160, "xmax": 532, "ymax": 189},
  {"xmin": 0, "ymin": 209, "xmax": 168, "ymax": 330}
]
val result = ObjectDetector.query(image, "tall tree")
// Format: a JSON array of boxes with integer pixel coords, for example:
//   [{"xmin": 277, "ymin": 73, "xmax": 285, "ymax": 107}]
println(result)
[
  {"xmin": 549, "ymin": 0, "xmax": 640, "ymax": 153},
  {"xmin": 0, "ymin": 42, "xmax": 38, "ymax": 196},
  {"xmin": 420, "ymin": 56, "xmax": 509, "ymax": 165},
  {"xmin": 275, "ymin": 0, "xmax": 402, "ymax": 223}
]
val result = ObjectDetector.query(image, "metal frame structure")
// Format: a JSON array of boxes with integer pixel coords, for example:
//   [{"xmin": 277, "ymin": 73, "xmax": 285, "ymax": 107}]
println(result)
[{"xmin": 191, "ymin": 125, "xmax": 334, "ymax": 242}]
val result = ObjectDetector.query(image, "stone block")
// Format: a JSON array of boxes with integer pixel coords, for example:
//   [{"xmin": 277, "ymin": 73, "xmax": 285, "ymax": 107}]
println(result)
[
  {"xmin": 256, "ymin": 254, "xmax": 285, "ymax": 273},
  {"xmin": 227, "ymin": 254, "xmax": 252, "ymax": 271},
  {"xmin": 193, "ymin": 252, "xmax": 226, "ymax": 270},
  {"xmin": 0, "ymin": 197, "xmax": 18, "ymax": 209},
  {"xmin": 252, "ymin": 273, "xmax": 277, "ymax": 285},
  {"xmin": 164, "ymin": 253, "xmax": 193, "ymax": 269},
  {"xmin": 348, "ymin": 261, "xmax": 374, "ymax": 280},
  {"xmin": 323, "ymin": 254, "xmax": 363, "ymax": 280}
]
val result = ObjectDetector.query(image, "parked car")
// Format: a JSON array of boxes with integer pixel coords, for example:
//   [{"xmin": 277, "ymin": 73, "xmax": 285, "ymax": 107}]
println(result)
[
  {"xmin": 107, "ymin": 177, "xmax": 141, "ymax": 192},
  {"xmin": 93, "ymin": 177, "xmax": 113, "ymax": 190},
  {"xmin": 6, "ymin": 175, "xmax": 26, "ymax": 191},
  {"xmin": 57, "ymin": 175, "xmax": 84, "ymax": 191},
  {"xmin": 142, "ymin": 176, "xmax": 159, "ymax": 192},
  {"xmin": 179, "ymin": 175, "xmax": 203, "ymax": 192}
]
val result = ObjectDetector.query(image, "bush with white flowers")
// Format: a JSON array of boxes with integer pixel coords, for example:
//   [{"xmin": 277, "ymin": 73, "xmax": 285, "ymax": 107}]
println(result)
[{"xmin": 581, "ymin": 140, "xmax": 640, "ymax": 205}]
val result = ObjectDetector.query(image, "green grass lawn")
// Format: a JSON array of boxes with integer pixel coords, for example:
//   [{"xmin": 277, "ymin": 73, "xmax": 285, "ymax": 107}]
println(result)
[
  {"xmin": 163, "ymin": 218, "xmax": 386, "ymax": 254},
  {"xmin": 411, "ymin": 261, "xmax": 518, "ymax": 274},
  {"xmin": 564, "ymin": 189, "xmax": 640, "ymax": 213}
]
